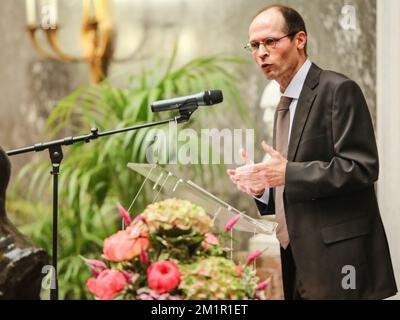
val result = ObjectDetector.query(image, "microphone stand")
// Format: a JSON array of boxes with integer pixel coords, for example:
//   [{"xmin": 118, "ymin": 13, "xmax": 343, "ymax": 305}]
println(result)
[{"xmin": 6, "ymin": 108, "xmax": 195, "ymax": 300}]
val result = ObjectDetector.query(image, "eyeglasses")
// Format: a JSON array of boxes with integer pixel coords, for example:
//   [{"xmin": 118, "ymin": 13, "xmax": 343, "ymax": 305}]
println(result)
[{"xmin": 244, "ymin": 32, "xmax": 298, "ymax": 52}]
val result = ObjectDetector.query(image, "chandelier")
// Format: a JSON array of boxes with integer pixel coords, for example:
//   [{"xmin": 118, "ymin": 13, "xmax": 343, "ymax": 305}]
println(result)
[{"xmin": 25, "ymin": 0, "xmax": 115, "ymax": 83}]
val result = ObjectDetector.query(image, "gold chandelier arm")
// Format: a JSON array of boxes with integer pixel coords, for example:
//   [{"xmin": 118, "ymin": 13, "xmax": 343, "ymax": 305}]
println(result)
[
  {"xmin": 93, "ymin": 0, "xmax": 114, "ymax": 59},
  {"xmin": 26, "ymin": 0, "xmax": 115, "ymax": 83},
  {"xmin": 27, "ymin": 26, "xmax": 66, "ymax": 62},
  {"xmin": 45, "ymin": 29, "xmax": 84, "ymax": 63},
  {"xmin": 80, "ymin": 0, "xmax": 114, "ymax": 82}
]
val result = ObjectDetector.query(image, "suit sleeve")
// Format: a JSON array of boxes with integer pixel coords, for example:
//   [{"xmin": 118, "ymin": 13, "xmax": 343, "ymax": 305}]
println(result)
[
  {"xmin": 285, "ymin": 80, "xmax": 379, "ymax": 203},
  {"xmin": 255, "ymin": 188, "xmax": 275, "ymax": 215}
]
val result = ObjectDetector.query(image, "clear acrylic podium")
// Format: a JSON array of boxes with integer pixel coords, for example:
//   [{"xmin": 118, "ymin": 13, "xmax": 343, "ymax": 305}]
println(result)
[{"xmin": 127, "ymin": 163, "xmax": 277, "ymax": 259}]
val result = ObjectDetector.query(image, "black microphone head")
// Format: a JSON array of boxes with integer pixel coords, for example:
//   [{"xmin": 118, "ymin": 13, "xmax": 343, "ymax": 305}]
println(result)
[{"xmin": 204, "ymin": 90, "xmax": 223, "ymax": 105}]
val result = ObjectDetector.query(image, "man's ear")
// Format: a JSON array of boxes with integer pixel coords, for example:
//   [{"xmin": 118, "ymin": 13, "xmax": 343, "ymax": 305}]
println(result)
[{"xmin": 296, "ymin": 31, "xmax": 307, "ymax": 50}]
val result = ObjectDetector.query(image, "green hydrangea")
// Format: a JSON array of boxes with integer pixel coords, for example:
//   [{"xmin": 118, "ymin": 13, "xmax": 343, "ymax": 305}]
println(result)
[
  {"xmin": 141, "ymin": 198, "xmax": 212, "ymax": 235},
  {"xmin": 179, "ymin": 257, "xmax": 258, "ymax": 300}
]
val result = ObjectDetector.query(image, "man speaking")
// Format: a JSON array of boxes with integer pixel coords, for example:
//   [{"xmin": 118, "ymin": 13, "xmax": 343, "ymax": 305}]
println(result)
[{"xmin": 228, "ymin": 4, "xmax": 397, "ymax": 300}]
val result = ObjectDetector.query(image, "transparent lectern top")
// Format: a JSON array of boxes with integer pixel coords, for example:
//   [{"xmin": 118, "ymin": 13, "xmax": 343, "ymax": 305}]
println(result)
[{"xmin": 127, "ymin": 163, "xmax": 276, "ymax": 235}]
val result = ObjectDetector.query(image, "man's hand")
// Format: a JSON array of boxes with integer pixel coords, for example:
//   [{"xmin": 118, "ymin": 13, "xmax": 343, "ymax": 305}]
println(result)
[
  {"xmin": 227, "ymin": 141, "xmax": 288, "ymax": 193},
  {"xmin": 227, "ymin": 148, "xmax": 265, "ymax": 197}
]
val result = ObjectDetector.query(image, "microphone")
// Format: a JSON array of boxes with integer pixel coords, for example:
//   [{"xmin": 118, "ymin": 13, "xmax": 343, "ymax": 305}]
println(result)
[{"xmin": 151, "ymin": 90, "xmax": 223, "ymax": 113}]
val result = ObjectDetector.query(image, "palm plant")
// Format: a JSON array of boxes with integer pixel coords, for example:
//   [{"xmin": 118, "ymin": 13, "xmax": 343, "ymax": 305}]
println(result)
[{"xmin": 8, "ymin": 50, "xmax": 253, "ymax": 299}]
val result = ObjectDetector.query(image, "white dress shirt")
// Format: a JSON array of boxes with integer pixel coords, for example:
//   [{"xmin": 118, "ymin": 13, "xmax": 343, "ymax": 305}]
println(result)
[{"xmin": 256, "ymin": 59, "xmax": 312, "ymax": 205}]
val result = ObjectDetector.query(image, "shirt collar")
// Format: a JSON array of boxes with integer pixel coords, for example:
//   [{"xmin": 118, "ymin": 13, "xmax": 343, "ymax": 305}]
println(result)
[{"xmin": 282, "ymin": 59, "xmax": 312, "ymax": 99}]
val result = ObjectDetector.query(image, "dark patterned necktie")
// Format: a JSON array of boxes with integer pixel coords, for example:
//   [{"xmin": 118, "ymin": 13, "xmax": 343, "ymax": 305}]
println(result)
[{"xmin": 273, "ymin": 96, "xmax": 292, "ymax": 249}]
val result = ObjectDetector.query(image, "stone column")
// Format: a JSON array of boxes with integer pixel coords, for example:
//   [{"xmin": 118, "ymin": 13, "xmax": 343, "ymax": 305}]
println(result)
[{"xmin": 377, "ymin": 0, "xmax": 400, "ymax": 299}]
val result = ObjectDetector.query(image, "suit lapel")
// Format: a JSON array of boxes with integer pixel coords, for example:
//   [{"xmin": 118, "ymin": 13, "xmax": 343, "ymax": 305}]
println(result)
[{"xmin": 287, "ymin": 64, "xmax": 321, "ymax": 161}]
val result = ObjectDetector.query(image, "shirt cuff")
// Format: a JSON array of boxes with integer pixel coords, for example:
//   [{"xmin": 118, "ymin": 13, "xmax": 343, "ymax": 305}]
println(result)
[{"xmin": 253, "ymin": 188, "xmax": 270, "ymax": 204}]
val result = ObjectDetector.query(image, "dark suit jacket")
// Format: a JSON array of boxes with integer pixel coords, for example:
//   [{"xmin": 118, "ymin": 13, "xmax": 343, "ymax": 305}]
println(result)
[{"xmin": 256, "ymin": 63, "xmax": 397, "ymax": 299}]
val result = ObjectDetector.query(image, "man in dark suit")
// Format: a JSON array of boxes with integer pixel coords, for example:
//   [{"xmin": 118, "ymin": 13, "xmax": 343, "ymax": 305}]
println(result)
[{"xmin": 228, "ymin": 4, "xmax": 397, "ymax": 300}]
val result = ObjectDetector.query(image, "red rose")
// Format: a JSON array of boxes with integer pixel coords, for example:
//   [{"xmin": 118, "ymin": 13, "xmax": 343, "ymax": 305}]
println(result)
[
  {"xmin": 102, "ymin": 229, "xmax": 150, "ymax": 262},
  {"xmin": 86, "ymin": 269, "xmax": 127, "ymax": 300},
  {"xmin": 147, "ymin": 261, "xmax": 181, "ymax": 294}
]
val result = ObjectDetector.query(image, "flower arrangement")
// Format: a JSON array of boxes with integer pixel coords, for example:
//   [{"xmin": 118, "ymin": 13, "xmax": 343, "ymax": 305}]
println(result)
[{"xmin": 84, "ymin": 198, "xmax": 270, "ymax": 300}]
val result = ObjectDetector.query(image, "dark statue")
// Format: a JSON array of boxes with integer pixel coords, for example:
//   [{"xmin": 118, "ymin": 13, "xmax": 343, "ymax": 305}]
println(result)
[{"xmin": 0, "ymin": 147, "xmax": 48, "ymax": 299}]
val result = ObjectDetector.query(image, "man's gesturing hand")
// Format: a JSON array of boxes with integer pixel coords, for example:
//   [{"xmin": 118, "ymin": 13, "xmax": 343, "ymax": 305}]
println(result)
[
  {"xmin": 227, "ymin": 141, "xmax": 288, "ymax": 194},
  {"xmin": 249, "ymin": 141, "xmax": 288, "ymax": 188},
  {"xmin": 227, "ymin": 148, "xmax": 265, "ymax": 197}
]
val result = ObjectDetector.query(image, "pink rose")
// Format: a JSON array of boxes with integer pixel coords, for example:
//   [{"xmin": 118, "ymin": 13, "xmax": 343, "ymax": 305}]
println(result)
[
  {"xmin": 147, "ymin": 261, "xmax": 181, "ymax": 294},
  {"xmin": 86, "ymin": 269, "xmax": 127, "ymax": 300},
  {"xmin": 102, "ymin": 229, "xmax": 150, "ymax": 262},
  {"xmin": 201, "ymin": 232, "xmax": 220, "ymax": 249},
  {"xmin": 126, "ymin": 224, "xmax": 149, "ymax": 238}
]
